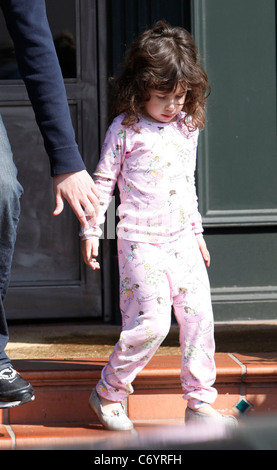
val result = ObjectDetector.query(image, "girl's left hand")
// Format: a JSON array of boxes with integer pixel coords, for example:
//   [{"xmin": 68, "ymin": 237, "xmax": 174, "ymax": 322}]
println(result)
[{"xmin": 197, "ymin": 236, "xmax": 210, "ymax": 267}]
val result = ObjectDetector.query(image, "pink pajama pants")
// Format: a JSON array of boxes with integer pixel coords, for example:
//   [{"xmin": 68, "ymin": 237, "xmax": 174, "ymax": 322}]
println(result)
[{"xmin": 96, "ymin": 231, "xmax": 218, "ymax": 409}]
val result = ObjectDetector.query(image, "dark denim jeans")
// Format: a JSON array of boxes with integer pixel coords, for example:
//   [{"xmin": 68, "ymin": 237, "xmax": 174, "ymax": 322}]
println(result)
[{"xmin": 0, "ymin": 115, "xmax": 23, "ymax": 369}]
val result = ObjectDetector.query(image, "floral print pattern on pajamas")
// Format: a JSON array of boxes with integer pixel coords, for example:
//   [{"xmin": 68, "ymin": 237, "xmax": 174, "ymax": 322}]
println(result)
[
  {"xmin": 96, "ymin": 234, "xmax": 217, "ymax": 408},
  {"xmin": 83, "ymin": 112, "xmax": 217, "ymax": 408}
]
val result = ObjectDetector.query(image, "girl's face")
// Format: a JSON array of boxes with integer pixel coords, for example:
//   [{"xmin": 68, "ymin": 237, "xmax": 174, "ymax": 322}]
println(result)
[{"xmin": 143, "ymin": 84, "xmax": 187, "ymax": 123}]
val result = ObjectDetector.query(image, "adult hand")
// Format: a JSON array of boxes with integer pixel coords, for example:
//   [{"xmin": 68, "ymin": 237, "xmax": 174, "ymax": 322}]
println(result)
[{"xmin": 53, "ymin": 170, "xmax": 99, "ymax": 229}]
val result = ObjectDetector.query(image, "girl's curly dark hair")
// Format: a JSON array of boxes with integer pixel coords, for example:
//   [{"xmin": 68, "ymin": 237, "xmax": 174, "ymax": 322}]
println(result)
[{"xmin": 110, "ymin": 21, "xmax": 210, "ymax": 131}]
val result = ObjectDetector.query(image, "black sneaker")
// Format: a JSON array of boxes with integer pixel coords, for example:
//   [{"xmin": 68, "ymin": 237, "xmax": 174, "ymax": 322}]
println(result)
[{"xmin": 0, "ymin": 367, "xmax": 35, "ymax": 408}]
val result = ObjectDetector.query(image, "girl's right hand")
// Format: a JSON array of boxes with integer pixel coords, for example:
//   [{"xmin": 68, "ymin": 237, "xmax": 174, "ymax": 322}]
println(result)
[{"xmin": 82, "ymin": 238, "xmax": 100, "ymax": 270}]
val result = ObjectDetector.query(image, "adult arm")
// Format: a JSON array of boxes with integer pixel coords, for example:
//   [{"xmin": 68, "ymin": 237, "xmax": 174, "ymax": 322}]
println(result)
[{"xmin": 0, "ymin": 0, "xmax": 99, "ymax": 226}]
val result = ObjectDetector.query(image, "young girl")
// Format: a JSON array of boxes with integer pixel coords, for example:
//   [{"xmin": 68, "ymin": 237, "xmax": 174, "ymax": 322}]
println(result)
[{"xmin": 81, "ymin": 21, "xmax": 237, "ymax": 431}]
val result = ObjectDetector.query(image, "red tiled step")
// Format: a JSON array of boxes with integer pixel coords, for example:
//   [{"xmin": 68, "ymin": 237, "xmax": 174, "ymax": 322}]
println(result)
[
  {"xmin": 0, "ymin": 352, "xmax": 277, "ymax": 449},
  {"xmin": 0, "ymin": 419, "xmax": 188, "ymax": 450}
]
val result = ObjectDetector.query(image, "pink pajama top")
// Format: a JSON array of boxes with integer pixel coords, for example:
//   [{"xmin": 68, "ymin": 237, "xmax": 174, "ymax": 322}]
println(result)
[{"xmin": 82, "ymin": 112, "xmax": 203, "ymax": 243}]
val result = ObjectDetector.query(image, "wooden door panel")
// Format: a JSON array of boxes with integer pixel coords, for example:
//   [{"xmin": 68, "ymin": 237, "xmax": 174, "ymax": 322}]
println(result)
[{"xmin": 0, "ymin": 0, "xmax": 102, "ymax": 320}]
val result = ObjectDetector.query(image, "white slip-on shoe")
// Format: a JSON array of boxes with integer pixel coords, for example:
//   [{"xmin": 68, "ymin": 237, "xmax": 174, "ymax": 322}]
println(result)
[
  {"xmin": 185, "ymin": 407, "xmax": 238, "ymax": 428},
  {"xmin": 89, "ymin": 388, "xmax": 134, "ymax": 431}
]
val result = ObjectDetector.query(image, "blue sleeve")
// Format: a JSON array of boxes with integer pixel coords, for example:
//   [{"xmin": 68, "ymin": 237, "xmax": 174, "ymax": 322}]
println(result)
[{"xmin": 0, "ymin": 0, "xmax": 86, "ymax": 176}]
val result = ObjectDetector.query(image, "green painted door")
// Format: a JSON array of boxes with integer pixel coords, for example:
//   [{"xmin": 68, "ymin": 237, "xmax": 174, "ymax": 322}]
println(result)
[{"xmin": 193, "ymin": 0, "xmax": 277, "ymax": 320}]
